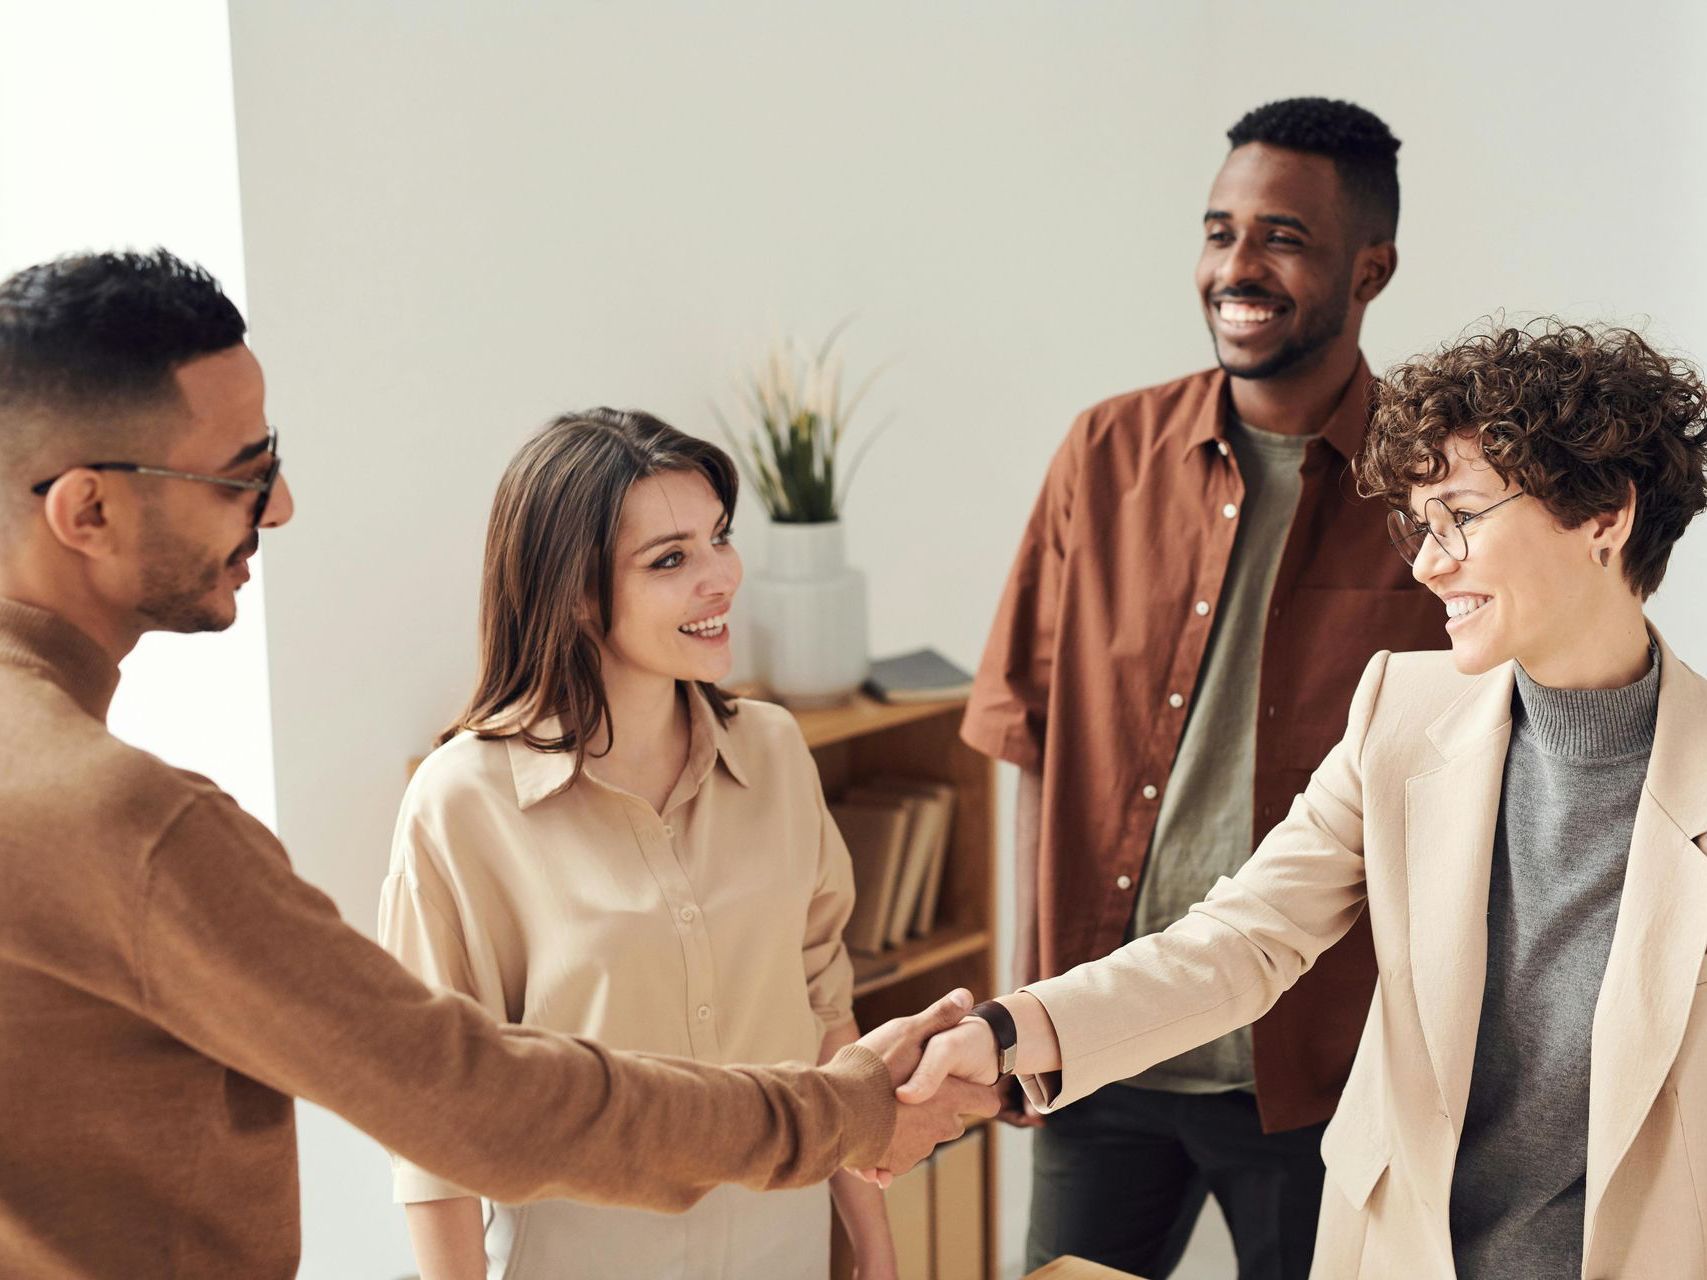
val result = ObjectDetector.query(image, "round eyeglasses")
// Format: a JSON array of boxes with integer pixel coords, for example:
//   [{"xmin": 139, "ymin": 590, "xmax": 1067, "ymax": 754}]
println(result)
[
  {"xmin": 30, "ymin": 426, "xmax": 281, "ymax": 529},
  {"xmin": 1387, "ymin": 492, "xmax": 1524, "ymax": 565}
]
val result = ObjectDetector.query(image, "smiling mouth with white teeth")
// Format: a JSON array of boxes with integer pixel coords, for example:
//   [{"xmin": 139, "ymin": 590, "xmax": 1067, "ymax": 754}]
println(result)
[
  {"xmin": 1215, "ymin": 298, "xmax": 1288, "ymax": 330},
  {"xmin": 678, "ymin": 612, "xmax": 729, "ymax": 640},
  {"xmin": 1444, "ymin": 595, "xmax": 1492, "ymax": 626}
]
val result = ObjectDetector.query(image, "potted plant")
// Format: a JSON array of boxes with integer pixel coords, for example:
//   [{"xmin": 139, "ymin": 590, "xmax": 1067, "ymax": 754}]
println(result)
[{"xmin": 717, "ymin": 326, "xmax": 890, "ymax": 707}]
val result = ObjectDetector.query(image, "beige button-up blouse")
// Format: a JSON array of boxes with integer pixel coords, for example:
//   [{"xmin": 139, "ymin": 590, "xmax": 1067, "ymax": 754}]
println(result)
[{"xmin": 379, "ymin": 690, "xmax": 857, "ymax": 1279}]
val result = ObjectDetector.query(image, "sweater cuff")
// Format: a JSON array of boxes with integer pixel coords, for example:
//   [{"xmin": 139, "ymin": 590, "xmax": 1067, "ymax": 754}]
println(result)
[{"xmin": 822, "ymin": 1043, "xmax": 895, "ymax": 1169}]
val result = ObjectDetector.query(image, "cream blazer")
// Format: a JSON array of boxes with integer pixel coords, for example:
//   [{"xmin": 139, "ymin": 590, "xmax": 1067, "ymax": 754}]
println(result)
[{"xmin": 1019, "ymin": 633, "xmax": 1707, "ymax": 1279}]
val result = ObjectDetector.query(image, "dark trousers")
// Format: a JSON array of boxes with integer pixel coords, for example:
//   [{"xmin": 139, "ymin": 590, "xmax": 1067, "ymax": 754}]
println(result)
[{"xmin": 1027, "ymin": 1084, "xmax": 1327, "ymax": 1280}]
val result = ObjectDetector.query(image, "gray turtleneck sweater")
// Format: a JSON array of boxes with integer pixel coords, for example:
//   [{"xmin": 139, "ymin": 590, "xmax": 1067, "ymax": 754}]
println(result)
[{"xmin": 1449, "ymin": 649, "xmax": 1660, "ymax": 1280}]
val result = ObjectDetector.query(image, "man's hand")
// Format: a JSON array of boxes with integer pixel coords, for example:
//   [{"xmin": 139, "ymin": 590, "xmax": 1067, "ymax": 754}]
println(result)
[
  {"xmin": 855, "ymin": 988, "xmax": 976, "ymax": 1088},
  {"xmin": 996, "ymin": 1075, "xmax": 1044, "ymax": 1129},
  {"xmin": 864, "ymin": 1076, "xmax": 1000, "ymax": 1188},
  {"xmin": 894, "ymin": 1017, "xmax": 999, "ymax": 1104},
  {"xmin": 850, "ymin": 990, "xmax": 1001, "ymax": 1188}
]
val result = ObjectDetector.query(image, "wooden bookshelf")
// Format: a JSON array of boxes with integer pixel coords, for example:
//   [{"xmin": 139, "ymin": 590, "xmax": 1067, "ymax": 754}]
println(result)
[
  {"xmin": 852, "ymin": 921, "xmax": 991, "ymax": 998},
  {"xmin": 782, "ymin": 692, "xmax": 999, "ymax": 1280}
]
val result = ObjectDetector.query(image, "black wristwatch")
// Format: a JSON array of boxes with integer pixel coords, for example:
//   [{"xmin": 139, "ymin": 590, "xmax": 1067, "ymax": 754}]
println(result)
[{"xmin": 967, "ymin": 1000, "xmax": 1018, "ymax": 1079}]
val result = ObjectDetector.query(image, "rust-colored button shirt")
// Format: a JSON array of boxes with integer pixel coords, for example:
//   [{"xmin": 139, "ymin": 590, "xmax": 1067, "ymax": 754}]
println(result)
[{"xmin": 962, "ymin": 361, "xmax": 1447, "ymax": 1132}]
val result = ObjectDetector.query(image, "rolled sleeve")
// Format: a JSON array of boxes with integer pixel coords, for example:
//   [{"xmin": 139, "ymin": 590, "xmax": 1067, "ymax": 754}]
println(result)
[{"xmin": 961, "ymin": 417, "xmax": 1085, "ymax": 771}]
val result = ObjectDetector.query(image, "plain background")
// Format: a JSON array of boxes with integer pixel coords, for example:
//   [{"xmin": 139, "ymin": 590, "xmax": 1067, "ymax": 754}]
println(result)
[{"xmin": 3, "ymin": 3, "xmax": 1704, "ymax": 1277}]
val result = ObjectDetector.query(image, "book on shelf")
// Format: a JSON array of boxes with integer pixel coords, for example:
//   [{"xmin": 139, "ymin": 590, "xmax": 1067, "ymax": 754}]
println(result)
[
  {"xmin": 853, "ymin": 776, "xmax": 957, "ymax": 938},
  {"xmin": 862, "ymin": 648, "xmax": 975, "ymax": 704},
  {"xmin": 829, "ymin": 800, "xmax": 911, "ymax": 956},
  {"xmin": 845, "ymin": 787, "xmax": 930, "ymax": 948},
  {"xmin": 846, "ymin": 778, "xmax": 956, "ymax": 945}
]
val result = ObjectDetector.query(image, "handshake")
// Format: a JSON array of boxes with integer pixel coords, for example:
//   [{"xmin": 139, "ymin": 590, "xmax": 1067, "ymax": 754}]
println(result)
[{"xmin": 847, "ymin": 988, "xmax": 1025, "ymax": 1188}]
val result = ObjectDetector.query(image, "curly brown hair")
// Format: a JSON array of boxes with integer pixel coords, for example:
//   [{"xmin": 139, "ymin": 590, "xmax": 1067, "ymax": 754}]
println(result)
[{"xmin": 1357, "ymin": 320, "xmax": 1707, "ymax": 598}]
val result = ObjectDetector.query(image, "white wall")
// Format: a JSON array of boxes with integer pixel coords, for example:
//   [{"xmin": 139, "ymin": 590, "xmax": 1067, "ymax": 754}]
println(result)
[
  {"xmin": 226, "ymin": 3, "xmax": 1707, "ymax": 1277},
  {"xmin": 0, "ymin": 0, "xmax": 276, "ymax": 824}
]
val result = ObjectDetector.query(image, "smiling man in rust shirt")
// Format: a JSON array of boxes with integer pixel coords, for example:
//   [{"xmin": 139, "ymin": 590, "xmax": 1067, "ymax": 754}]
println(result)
[
  {"xmin": 0, "ymin": 250, "xmax": 996, "ymax": 1279},
  {"xmin": 963, "ymin": 99, "xmax": 1445, "ymax": 1279}
]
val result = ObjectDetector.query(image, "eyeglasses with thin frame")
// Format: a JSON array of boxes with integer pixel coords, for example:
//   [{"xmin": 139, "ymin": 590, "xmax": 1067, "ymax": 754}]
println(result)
[
  {"xmin": 30, "ymin": 426, "xmax": 282, "ymax": 529},
  {"xmin": 1387, "ymin": 492, "xmax": 1524, "ymax": 565}
]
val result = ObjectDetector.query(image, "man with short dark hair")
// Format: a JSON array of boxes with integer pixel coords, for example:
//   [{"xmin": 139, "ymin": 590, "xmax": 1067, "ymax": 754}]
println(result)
[
  {"xmin": 0, "ymin": 249, "xmax": 996, "ymax": 1279},
  {"xmin": 962, "ymin": 98, "xmax": 1445, "ymax": 1278}
]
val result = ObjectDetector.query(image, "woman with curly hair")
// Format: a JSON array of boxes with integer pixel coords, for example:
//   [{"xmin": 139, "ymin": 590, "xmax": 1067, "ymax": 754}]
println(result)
[{"xmin": 898, "ymin": 322, "xmax": 1707, "ymax": 1277}]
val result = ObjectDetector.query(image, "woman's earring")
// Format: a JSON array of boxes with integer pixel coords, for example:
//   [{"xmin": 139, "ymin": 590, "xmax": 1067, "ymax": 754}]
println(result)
[{"xmin": 1599, "ymin": 548, "xmax": 1611, "ymax": 568}]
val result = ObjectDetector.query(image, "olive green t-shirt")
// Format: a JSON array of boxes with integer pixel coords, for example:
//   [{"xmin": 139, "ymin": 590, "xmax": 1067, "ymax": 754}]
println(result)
[{"xmin": 1123, "ymin": 415, "xmax": 1313, "ymax": 1093}]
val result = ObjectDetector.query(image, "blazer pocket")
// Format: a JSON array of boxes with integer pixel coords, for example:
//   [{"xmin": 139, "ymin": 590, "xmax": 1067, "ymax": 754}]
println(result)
[{"xmin": 1320, "ymin": 1112, "xmax": 1392, "ymax": 1212}]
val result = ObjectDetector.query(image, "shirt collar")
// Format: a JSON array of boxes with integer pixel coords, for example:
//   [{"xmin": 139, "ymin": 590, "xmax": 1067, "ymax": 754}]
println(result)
[
  {"xmin": 700, "ymin": 689, "xmax": 751, "ymax": 789},
  {"xmin": 1185, "ymin": 357, "xmax": 1374, "ymax": 462},
  {"xmin": 0, "ymin": 598, "xmax": 121, "ymax": 722},
  {"xmin": 505, "ymin": 683, "xmax": 750, "ymax": 811}
]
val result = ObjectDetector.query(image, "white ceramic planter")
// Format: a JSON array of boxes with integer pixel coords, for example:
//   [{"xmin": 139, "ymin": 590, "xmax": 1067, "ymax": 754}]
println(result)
[{"xmin": 744, "ymin": 520, "xmax": 869, "ymax": 708}]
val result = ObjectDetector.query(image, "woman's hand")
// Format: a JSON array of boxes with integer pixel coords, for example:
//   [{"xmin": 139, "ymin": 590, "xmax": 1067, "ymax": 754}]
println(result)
[
  {"xmin": 824, "ymin": 1019, "xmax": 901, "ymax": 1278},
  {"xmin": 895, "ymin": 1018, "xmax": 1000, "ymax": 1103},
  {"xmin": 848, "ymin": 1222, "xmax": 901, "ymax": 1280}
]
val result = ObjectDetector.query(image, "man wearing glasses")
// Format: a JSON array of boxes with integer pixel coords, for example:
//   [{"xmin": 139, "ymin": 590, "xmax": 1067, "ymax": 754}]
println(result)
[
  {"xmin": 0, "ymin": 250, "xmax": 995, "ymax": 1280},
  {"xmin": 28, "ymin": 424, "xmax": 281, "ymax": 634},
  {"xmin": 962, "ymin": 98, "xmax": 1447, "ymax": 1278}
]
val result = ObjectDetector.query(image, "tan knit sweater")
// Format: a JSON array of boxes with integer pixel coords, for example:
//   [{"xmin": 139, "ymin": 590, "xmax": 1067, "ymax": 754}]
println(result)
[{"xmin": 0, "ymin": 599, "xmax": 893, "ymax": 1279}]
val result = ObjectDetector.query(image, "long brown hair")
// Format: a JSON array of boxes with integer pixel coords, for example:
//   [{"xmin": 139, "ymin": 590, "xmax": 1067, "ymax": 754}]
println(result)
[{"xmin": 440, "ymin": 408, "xmax": 740, "ymax": 769}]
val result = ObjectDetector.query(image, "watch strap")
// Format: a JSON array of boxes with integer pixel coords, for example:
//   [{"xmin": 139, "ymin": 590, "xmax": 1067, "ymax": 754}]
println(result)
[{"xmin": 968, "ymin": 999, "xmax": 1018, "ymax": 1079}]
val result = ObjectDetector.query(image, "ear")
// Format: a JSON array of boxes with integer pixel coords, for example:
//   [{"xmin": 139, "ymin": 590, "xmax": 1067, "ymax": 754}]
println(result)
[
  {"xmin": 1353, "ymin": 242, "xmax": 1398, "ymax": 305},
  {"xmin": 1586, "ymin": 482, "xmax": 1638, "ymax": 572},
  {"xmin": 40, "ymin": 471, "xmax": 122, "ymax": 560}
]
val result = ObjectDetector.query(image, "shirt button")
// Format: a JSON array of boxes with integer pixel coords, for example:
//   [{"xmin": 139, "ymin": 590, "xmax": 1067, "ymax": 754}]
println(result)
[
  {"xmin": 1116, "ymin": 875, "xmax": 1133, "ymax": 891},
  {"xmin": 1194, "ymin": 600, "xmax": 1210, "ymax": 617},
  {"xmin": 697, "ymin": 1004, "xmax": 712, "ymax": 1021},
  {"xmin": 1217, "ymin": 441, "xmax": 1230, "ymax": 457},
  {"xmin": 679, "ymin": 906, "xmax": 697, "ymax": 924},
  {"xmin": 1222, "ymin": 503, "xmax": 1238, "ymax": 519},
  {"xmin": 1168, "ymin": 692, "xmax": 1184, "ymax": 709},
  {"xmin": 1266, "ymin": 705, "xmax": 1276, "ymax": 718},
  {"xmin": 1142, "ymin": 784, "xmax": 1158, "ymax": 800},
  {"xmin": 662, "ymin": 824, "xmax": 675, "ymax": 838}
]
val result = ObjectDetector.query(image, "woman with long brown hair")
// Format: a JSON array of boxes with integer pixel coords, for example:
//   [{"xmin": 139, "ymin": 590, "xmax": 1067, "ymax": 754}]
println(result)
[{"xmin": 379, "ymin": 409, "xmax": 896, "ymax": 1279}]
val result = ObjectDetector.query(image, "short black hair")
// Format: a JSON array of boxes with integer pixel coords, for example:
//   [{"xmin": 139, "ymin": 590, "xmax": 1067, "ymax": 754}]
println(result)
[
  {"xmin": 1226, "ymin": 97, "xmax": 1401, "ymax": 243},
  {"xmin": 0, "ymin": 248, "xmax": 246, "ymax": 420}
]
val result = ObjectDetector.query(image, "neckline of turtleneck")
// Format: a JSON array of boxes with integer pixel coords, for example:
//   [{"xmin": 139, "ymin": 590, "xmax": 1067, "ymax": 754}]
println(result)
[
  {"xmin": 0, "ymin": 598, "xmax": 121, "ymax": 722},
  {"xmin": 1512, "ymin": 645, "xmax": 1659, "ymax": 760}
]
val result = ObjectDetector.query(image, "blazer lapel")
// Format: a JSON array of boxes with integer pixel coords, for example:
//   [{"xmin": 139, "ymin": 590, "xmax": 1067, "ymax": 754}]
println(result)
[
  {"xmin": 1406, "ymin": 662, "xmax": 1516, "ymax": 1132},
  {"xmin": 1585, "ymin": 634, "xmax": 1707, "ymax": 1241}
]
